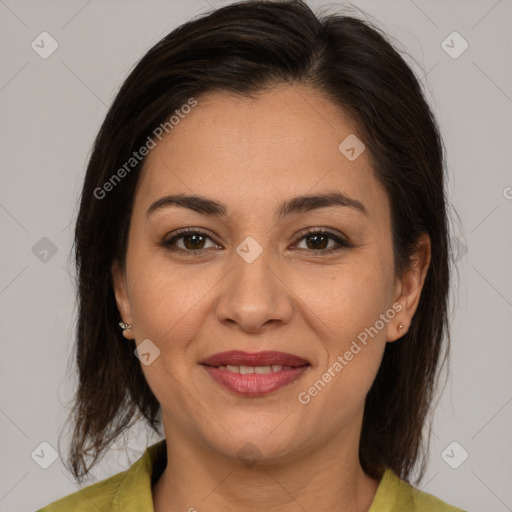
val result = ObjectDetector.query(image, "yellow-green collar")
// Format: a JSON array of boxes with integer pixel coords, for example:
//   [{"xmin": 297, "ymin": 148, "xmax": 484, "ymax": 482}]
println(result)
[{"xmin": 39, "ymin": 438, "xmax": 465, "ymax": 511}]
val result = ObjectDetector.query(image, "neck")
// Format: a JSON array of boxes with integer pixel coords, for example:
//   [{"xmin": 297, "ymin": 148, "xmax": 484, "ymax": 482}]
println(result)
[{"xmin": 152, "ymin": 416, "xmax": 380, "ymax": 512}]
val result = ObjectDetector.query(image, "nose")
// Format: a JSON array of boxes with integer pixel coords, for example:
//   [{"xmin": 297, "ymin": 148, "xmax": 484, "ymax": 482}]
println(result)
[{"xmin": 215, "ymin": 243, "xmax": 294, "ymax": 334}]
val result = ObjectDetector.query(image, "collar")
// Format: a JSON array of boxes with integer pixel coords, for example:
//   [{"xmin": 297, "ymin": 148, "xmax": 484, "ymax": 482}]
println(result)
[{"xmin": 113, "ymin": 439, "xmax": 167, "ymax": 511}]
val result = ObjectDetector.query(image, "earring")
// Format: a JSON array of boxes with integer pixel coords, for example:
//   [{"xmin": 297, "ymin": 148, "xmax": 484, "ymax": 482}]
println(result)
[
  {"xmin": 119, "ymin": 321, "xmax": 133, "ymax": 339},
  {"xmin": 398, "ymin": 322, "xmax": 404, "ymax": 334}
]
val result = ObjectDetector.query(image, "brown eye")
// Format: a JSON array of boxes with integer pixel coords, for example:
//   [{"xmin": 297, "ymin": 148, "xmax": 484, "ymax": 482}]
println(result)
[
  {"xmin": 162, "ymin": 230, "xmax": 220, "ymax": 253},
  {"xmin": 294, "ymin": 228, "xmax": 351, "ymax": 255},
  {"xmin": 303, "ymin": 233, "xmax": 330, "ymax": 250},
  {"xmin": 181, "ymin": 233, "xmax": 207, "ymax": 250}
]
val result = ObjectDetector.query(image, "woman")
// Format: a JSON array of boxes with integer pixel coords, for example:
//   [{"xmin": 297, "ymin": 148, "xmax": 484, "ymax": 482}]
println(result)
[{"xmin": 38, "ymin": 1, "xmax": 467, "ymax": 510}]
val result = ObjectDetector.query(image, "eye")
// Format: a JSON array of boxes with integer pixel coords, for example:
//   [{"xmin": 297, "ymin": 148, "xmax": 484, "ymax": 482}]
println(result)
[
  {"xmin": 161, "ymin": 229, "xmax": 221, "ymax": 253},
  {"xmin": 160, "ymin": 227, "xmax": 351, "ymax": 256},
  {"xmin": 293, "ymin": 228, "xmax": 351, "ymax": 255}
]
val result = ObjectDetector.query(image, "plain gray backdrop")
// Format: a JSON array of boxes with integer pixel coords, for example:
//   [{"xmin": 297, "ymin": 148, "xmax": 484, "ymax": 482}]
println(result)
[{"xmin": 1, "ymin": 1, "xmax": 511, "ymax": 511}]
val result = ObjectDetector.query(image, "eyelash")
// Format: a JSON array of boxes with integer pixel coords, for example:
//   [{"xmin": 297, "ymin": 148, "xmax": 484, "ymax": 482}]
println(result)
[{"xmin": 160, "ymin": 227, "xmax": 352, "ymax": 257}]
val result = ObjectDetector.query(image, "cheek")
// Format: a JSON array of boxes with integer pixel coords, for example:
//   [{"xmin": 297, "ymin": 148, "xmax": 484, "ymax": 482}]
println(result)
[
  {"xmin": 125, "ymin": 255, "xmax": 220, "ymax": 411},
  {"xmin": 292, "ymin": 253, "xmax": 392, "ymax": 404},
  {"xmin": 293, "ymin": 255, "xmax": 393, "ymax": 344},
  {"xmin": 126, "ymin": 251, "xmax": 220, "ymax": 349}
]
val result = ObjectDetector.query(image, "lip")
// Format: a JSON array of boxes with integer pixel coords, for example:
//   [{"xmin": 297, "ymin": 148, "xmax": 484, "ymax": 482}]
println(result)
[
  {"xmin": 200, "ymin": 350, "xmax": 310, "ymax": 367},
  {"xmin": 200, "ymin": 350, "xmax": 311, "ymax": 396},
  {"xmin": 202, "ymin": 365, "xmax": 311, "ymax": 396}
]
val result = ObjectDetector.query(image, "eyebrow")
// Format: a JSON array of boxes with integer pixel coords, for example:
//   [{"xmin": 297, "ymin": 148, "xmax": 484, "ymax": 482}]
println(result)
[{"xmin": 146, "ymin": 191, "xmax": 368, "ymax": 220}]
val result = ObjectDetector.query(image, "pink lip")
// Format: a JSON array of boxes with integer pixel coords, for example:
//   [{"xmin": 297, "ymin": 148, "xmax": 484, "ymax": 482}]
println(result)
[
  {"xmin": 202, "ymin": 365, "xmax": 311, "ymax": 396},
  {"xmin": 200, "ymin": 350, "xmax": 311, "ymax": 396}
]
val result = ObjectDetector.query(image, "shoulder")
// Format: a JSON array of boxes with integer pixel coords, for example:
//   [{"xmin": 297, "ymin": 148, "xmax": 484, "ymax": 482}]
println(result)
[
  {"xmin": 35, "ymin": 469, "xmax": 128, "ymax": 511},
  {"xmin": 36, "ymin": 439, "xmax": 166, "ymax": 512},
  {"xmin": 371, "ymin": 468, "xmax": 468, "ymax": 512}
]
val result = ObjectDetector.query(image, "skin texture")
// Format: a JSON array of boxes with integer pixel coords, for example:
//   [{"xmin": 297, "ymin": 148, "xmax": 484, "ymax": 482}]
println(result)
[{"xmin": 112, "ymin": 84, "xmax": 431, "ymax": 512}]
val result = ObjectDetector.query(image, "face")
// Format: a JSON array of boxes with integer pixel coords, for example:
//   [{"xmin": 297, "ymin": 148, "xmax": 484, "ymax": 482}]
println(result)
[{"xmin": 112, "ymin": 84, "xmax": 429, "ymax": 464}]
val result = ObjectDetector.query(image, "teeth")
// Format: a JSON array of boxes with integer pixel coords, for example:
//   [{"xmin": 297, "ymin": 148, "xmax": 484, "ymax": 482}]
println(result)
[
  {"xmin": 216, "ymin": 364, "xmax": 291, "ymax": 374},
  {"xmin": 254, "ymin": 366, "xmax": 271, "ymax": 374}
]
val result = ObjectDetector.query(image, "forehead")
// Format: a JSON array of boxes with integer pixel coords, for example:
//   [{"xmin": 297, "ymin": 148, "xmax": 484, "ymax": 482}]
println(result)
[{"xmin": 134, "ymin": 84, "xmax": 388, "ymax": 221}]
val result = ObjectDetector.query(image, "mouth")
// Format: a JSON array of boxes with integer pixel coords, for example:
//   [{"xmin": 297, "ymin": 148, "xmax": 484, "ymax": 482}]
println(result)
[{"xmin": 200, "ymin": 350, "xmax": 311, "ymax": 396}]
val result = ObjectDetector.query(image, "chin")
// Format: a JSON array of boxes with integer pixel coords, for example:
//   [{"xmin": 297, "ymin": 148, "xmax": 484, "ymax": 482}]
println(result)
[{"xmin": 200, "ymin": 424, "xmax": 307, "ymax": 466}]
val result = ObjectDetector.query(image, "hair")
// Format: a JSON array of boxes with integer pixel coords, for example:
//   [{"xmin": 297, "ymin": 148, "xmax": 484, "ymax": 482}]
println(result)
[{"xmin": 63, "ymin": 0, "xmax": 451, "ymax": 485}]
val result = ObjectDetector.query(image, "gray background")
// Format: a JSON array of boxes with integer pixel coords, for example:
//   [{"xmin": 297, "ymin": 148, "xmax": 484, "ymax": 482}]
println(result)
[{"xmin": 1, "ymin": 1, "xmax": 511, "ymax": 511}]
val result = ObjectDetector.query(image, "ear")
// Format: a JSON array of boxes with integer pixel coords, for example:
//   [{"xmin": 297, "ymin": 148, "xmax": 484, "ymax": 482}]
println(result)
[
  {"xmin": 111, "ymin": 259, "xmax": 134, "ymax": 337},
  {"xmin": 387, "ymin": 233, "xmax": 431, "ymax": 342}
]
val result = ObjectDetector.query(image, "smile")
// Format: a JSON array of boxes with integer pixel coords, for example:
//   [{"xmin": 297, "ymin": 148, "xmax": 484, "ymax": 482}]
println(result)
[{"xmin": 199, "ymin": 350, "xmax": 311, "ymax": 396}]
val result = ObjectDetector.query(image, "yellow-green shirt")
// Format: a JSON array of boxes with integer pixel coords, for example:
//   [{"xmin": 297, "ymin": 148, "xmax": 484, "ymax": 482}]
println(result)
[{"xmin": 37, "ymin": 439, "xmax": 466, "ymax": 511}]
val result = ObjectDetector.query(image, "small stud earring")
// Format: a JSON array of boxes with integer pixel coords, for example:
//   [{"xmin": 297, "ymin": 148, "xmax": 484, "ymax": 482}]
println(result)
[
  {"xmin": 398, "ymin": 322, "xmax": 404, "ymax": 334},
  {"xmin": 119, "ymin": 321, "xmax": 133, "ymax": 339}
]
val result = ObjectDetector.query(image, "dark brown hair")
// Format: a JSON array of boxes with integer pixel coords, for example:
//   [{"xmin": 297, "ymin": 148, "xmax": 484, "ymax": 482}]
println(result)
[{"xmin": 63, "ymin": 0, "xmax": 450, "ymax": 485}]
